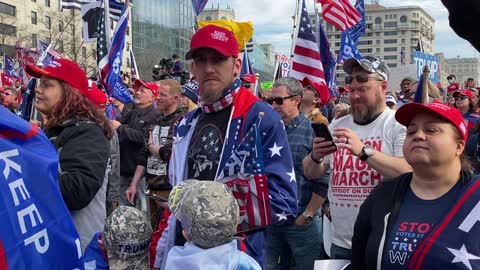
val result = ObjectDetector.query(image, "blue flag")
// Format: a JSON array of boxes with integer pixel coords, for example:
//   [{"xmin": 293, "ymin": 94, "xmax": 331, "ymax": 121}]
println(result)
[
  {"xmin": 240, "ymin": 51, "xmax": 254, "ymax": 78},
  {"xmin": 413, "ymin": 75, "xmax": 425, "ymax": 103},
  {"xmin": 3, "ymin": 54, "xmax": 17, "ymax": 78},
  {"xmin": 0, "ymin": 106, "xmax": 84, "ymax": 269},
  {"xmin": 317, "ymin": 19, "xmax": 337, "ymax": 97},
  {"xmin": 191, "ymin": 0, "xmax": 208, "ymax": 16},
  {"xmin": 104, "ymin": 0, "xmax": 132, "ymax": 104},
  {"xmin": 83, "ymin": 232, "xmax": 109, "ymax": 270},
  {"xmin": 18, "ymin": 79, "xmax": 36, "ymax": 120},
  {"xmin": 337, "ymin": 0, "xmax": 365, "ymax": 64}
]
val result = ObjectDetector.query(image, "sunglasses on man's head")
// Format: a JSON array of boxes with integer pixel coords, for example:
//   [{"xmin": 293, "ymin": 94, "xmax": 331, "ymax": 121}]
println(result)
[
  {"xmin": 265, "ymin": 95, "xmax": 297, "ymax": 105},
  {"xmin": 345, "ymin": 73, "xmax": 384, "ymax": 85}
]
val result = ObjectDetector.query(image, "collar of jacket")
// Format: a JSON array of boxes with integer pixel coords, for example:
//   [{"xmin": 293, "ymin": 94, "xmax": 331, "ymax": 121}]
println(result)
[{"xmin": 286, "ymin": 113, "xmax": 306, "ymax": 128}]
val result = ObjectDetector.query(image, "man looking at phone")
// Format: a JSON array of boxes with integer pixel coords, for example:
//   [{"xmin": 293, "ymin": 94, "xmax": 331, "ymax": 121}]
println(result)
[
  {"xmin": 266, "ymin": 77, "xmax": 327, "ymax": 269},
  {"xmin": 303, "ymin": 55, "xmax": 411, "ymax": 260}
]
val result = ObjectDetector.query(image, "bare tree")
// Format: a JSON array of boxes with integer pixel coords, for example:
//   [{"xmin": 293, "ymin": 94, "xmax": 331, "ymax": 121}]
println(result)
[{"xmin": 0, "ymin": 14, "xmax": 30, "ymax": 56}]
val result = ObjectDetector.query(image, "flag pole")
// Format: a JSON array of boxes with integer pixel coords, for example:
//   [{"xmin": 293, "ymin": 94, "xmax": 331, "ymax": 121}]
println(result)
[
  {"xmin": 421, "ymin": 65, "xmax": 430, "ymax": 104},
  {"xmin": 105, "ymin": 0, "xmax": 112, "ymax": 48},
  {"xmin": 290, "ymin": 0, "xmax": 303, "ymax": 58}
]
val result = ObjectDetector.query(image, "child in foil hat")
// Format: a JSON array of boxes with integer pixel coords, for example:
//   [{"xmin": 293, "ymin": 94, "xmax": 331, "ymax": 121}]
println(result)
[{"xmin": 165, "ymin": 180, "xmax": 261, "ymax": 270}]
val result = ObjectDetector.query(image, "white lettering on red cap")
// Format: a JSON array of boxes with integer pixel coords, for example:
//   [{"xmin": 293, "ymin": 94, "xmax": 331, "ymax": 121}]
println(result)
[
  {"xmin": 211, "ymin": 30, "xmax": 229, "ymax": 43},
  {"xmin": 47, "ymin": 61, "xmax": 61, "ymax": 68},
  {"xmin": 459, "ymin": 122, "xmax": 467, "ymax": 136}
]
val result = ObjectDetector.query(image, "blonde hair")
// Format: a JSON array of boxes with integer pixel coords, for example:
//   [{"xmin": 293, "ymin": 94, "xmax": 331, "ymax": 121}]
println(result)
[
  {"xmin": 186, "ymin": 98, "xmax": 198, "ymax": 112},
  {"xmin": 333, "ymin": 103, "xmax": 350, "ymax": 119},
  {"xmin": 158, "ymin": 79, "xmax": 181, "ymax": 96}
]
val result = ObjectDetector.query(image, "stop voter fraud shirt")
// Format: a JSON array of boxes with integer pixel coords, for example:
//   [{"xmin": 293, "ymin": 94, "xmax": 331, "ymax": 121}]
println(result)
[
  {"xmin": 324, "ymin": 107, "xmax": 406, "ymax": 249},
  {"xmin": 382, "ymin": 181, "xmax": 462, "ymax": 269}
]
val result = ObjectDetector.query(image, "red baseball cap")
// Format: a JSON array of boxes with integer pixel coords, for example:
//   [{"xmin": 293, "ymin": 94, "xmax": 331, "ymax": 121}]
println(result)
[
  {"xmin": 26, "ymin": 58, "xmax": 88, "ymax": 95},
  {"xmin": 395, "ymin": 101, "xmax": 467, "ymax": 141},
  {"xmin": 301, "ymin": 77, "xmax": 331, "ymax": 106},
  {"xmin": 447, "ymin": 82, "xmax": 459, "ymax": 92},
  {"xmin": 185, "ymin": 25, "xmax": 238, "ymax": 60},
  {"xmin": 84, "ymin": 82, "xmax": 108, "ymax": 108},
  {"xmin": 241, "ymin": 74, "xmax": 256, "ymax": 83},
  {"xmin": 134, "ymin": 79, "xmax": 159, "ymax": 97},
  {"xmin": 339, "ymin": 86, "xmax": 350, "ymax": 94},
  {"xmin": 453, "ymin": 90, "xmax": 474, "ymax": 99}
]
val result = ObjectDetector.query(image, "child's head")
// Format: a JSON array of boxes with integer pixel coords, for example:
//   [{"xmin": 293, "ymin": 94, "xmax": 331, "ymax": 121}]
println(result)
[{"xmin": 169, "ymin": 180, "xmax": 240, "ymax": 248}]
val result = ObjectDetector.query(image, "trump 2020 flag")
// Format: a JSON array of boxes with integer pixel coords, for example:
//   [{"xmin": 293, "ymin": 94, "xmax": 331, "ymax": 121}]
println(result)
[
  {"xmin": 0, "ymin": 106, "xmax": 84, "ymax": 269},
  {"xmin": 103, "ymin": 0, "xmax": 132, "ymax": 104}
]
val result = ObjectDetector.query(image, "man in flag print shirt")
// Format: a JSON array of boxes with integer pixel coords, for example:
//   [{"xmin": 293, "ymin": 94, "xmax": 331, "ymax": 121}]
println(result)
[{"xmin": 152, "ymin": 25, "xmax": 298, "ymax": 270}]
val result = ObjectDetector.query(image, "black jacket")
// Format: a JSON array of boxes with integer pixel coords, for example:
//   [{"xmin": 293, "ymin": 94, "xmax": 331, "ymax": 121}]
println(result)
[
  {"xmin": 45, "ymin": 118, "xmax": 110, "ymax": 211},
  {"xmin": 351, "ymin": 171, "xmax": 472, "ymax": 270},
  {"xmin": 117, "ymin": 104, "xmax": 160, "ymax": 176},
  {"xmin": 136, "ymin": 107, "xmax": 186, "ymax": 190},
  {"xmin": 441, "ymin": 0, "xmax": 480, "ymax": 52}
]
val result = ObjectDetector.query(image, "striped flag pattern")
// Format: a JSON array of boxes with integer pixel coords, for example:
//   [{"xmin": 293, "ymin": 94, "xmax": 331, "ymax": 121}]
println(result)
[
  {"xmin": 318, "ymin": 0, "xmax": 362, "ymax": 32},
  {"xmin": 61, "ymin": 0, "xmax": 95, "ymax": 10},
  {"xmin": 62, "ymin": 0, "xmax": 124, "ymax": 21},
  {"xmin": 109, "ymin": 0, "xmax": 124, "ymax": 21},
  {"xmin": 129, "ymin": 48, "xmax": 140, "ymax": 80},
  {"xmin": 246, "ymin": 38, "xmax": 254, "ymax": 53},
  {"xmin": 290, "ymin": 0, "xmax": 326, "ymax": 85}
]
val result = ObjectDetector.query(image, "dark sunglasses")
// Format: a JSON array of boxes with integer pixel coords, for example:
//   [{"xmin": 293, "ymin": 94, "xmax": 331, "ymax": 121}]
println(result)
[
  {"xmin": 345, "ymin": 74, "xmax": 384, "ymax": 84},
  {"xmin": 265, "ymin": 95, "xmax": 297, "ymax": 105},
  {"xmin": 1, "ymin": 92, "xmax": 12, "ymax": 96},
  {"xmin": 242, "ymin": 83, "xmax": 251, "ymax": 89},
  {"xmin": 455, "ymin": 96, "xmax": 468, "ymax": 101}
]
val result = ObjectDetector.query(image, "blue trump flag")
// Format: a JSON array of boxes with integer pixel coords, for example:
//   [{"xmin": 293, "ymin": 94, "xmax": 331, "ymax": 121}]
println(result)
[
  {"xmin": 104, "ymin": 0, "xmax": 132, "ymax": 104},
  {"xmin": 18, "ymin": 78, "xmax": 36, "ymax": 120},
  {"xmin": 0, "ymin": 106, "xmax": 84, "ymax": 269},
  {"xmin": 3, "ymin": 54, "xmax": 17, "ymax": 78},
  {"xmin": 240, "ymin": 51, "xmax": 254, "ymax": 78},
  {"xmin": 337, "ymin": 0, "xmax": 365, "ymax": 63},
  {"xmin": 317, "ymin": 18, "xmax": 338, "ymax": 97}
]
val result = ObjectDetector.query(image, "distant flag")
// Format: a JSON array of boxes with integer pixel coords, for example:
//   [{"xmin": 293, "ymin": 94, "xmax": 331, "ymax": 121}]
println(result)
[
  {"xmin": 318, "ymin": 0, "xmax": 362, "ymax": 32},
  {"xmin": 0, "ymin": 106, "xmax": 84, "ymax": 269},
  {"xmin": 401, "ymin": 50, "xmax": 406, "ymax": 65},
  {"xmin": 3, "ymin": 54, "xmax": 18, "ymax": 78},
  {"xmin": 16, "ymin": 45, "xmax": 38, "ymax": 87},
  {"xmin": 61, "ymin": 0, "xmax": 95, "ymax": 10},
  {"xmin": 316, "ymin": 17, "xmax": 337, "ymax": 97},
  {"xmin": 102, "ymin": 0, "xmax": 132, "ymax": 104},
  {"xmin": 273, "ymin": 57, "xmax": 283, "ymax": 83},
  {"xmin": 97, "ymin": 4, "xmax": 108, "ymax": 84},
  {"xmin": 290, "ymin": 0, "xmax": 326, "ymax": 86},
  {"xmin": 245, "ymin": 38, "xmax": 254, "ymax": 53},
  {"xmin": 337, "ymin": 0, "xmax": 365, "ymax": 64},
  {"xmin": 129, "ymin": 49, "xmax": 140, "ymax": 81},
  {"xmin": 109, "ymin": 0, "xmax": 124, "ymax": 21},
  {"xmin": 240, "ymin": 51, "xmax": 254, "ymax": 78},
  {"xmin": 37, "ymin": 40, "xmax": 62, "ymax": 67},
  {"xmin": 415, "ymin": 39, "xmax": 424, "ymax": 52},
  {"xmin": 1, "ymin": 73, "xmax": 15, "ymax": 87},
  {"xmin": 18, "ymin": 78, "xmax": 37, "ymax": 120},
  {"xmin": 413, "ymin": 75, "xmax": 425, "ymax": 104},
  {"xmin": 191, "ymin": 0, "xmax": 209, "ymax": 16}
]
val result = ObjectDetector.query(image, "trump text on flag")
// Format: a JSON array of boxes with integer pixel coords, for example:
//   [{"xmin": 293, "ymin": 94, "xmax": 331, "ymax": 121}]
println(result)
[{"xmin": 413, "ymin": 51, "xmax": 439, "ymax": 84}]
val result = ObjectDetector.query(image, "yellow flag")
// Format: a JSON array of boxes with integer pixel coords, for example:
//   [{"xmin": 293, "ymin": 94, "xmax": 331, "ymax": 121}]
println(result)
[{"xmin": 197, "ymin": 20, "xmax": 254, "ymax": 52}]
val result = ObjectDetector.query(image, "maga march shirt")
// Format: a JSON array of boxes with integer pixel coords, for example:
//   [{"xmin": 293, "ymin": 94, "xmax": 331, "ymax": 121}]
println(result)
[{"xmin": 324, "ymin": 107, "xmax": 406, "ymax": 249}]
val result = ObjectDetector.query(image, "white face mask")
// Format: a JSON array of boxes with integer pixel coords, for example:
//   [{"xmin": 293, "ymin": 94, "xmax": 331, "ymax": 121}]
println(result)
[{"xmin": 448, "ymin": 79, "xmax": 455, "ymax": 84}]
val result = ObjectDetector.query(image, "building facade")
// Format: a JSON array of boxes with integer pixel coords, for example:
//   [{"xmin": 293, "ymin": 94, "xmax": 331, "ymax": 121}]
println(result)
[
  {"xmin": 0, "ymin": 0, "xmax": 132, "ymax": 77},
  {"xmin": 132, "ymin": 0, "xmax": 195, "ymax": 79},
  {"xmin": 323, "ymin": 4, "xmax": 435, "ymax": 83},
  {"xmin": 445, "ymin": 57, "xmax": 480, "ymax": 88}
]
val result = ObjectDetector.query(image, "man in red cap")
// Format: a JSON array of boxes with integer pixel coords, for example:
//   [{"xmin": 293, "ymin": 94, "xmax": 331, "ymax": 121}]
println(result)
[
  {"xmin": 301, "ymin": 77, "xmax": 329, "ymax": 125},
  {"xmin": 241, "ymin": 74, "xmax": 256, "ymax": 94},
  {"xmin": 153, "ymin": 25, "xmax": 297, "ymax": 269},
  {"xmin": 110, "ymin": 79, "xmax": 161, "ymax": 211}
]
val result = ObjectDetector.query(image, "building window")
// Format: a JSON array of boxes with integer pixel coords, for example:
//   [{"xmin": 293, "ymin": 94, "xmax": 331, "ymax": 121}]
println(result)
[
  {"xmin": 45, "ymin": 16, "xmax": 51, "ymax": 29},
  {"xmin": 31, "ymin": 0, "xmax": 36, "ymax": 2},
  {"xmin": 384, "ymin": 22, "xmax": 398, "ymax": 28},
  {"xmin": 400, "ymin": 15, "xmax": 408, "ymax": 23},
  {"xmin": 401, "ymin": 38, "xmax": 406, "ymax": 43},
  {"xmin": 367, "ymin": 32, "xmax": 372, "ymax": 37},
  {"xmin": 376, "ymin": 32, "xmax": 381, "ymax": 36},
  {"xmin": 45, "ymin": 0, "xmax": 50, "ymax": 7},
  {"xmin": 82, "ymin": 47, "xmax": 86, "ymax": 58},
  {"xmin": 335, "ymin": 42, "xmax": 340, "ymax": 46},
  {"xmin": 358, "ymin": 40, "xmax": 372, "ymax": 45},
  {"xmin": 376, "ymin": 40, "xmax": 380, "ymax": 45},
  {"xmin": 59, "ymin": 20, "xmax": 64, "ymax": 31},
  {"xmin": 384, "ymin": 55, "xmax": 398, "ymax": 60},
  {"xmin": 46, "ymin": 37, "xmax": 51, "ymax": 44},
  {"xmin": 0, "ymin": 23, "xmax": 16, "ymax": 37},
  {"xmin": 384, "ymin": 47, "xmax": 398, "ymax": 52},
  {"xmin": 401, "ymin": 30, "xmax": 406, "ymax": 35},
  {"xmin": 0, "ymin": 2, "xmax": 16, "ymax": 16},
  {"xmin": 31, "ymin": 11, "xmax": 37, "ymax": 25},
  {"xmin": 375, "ymin": 17, "xmax": 382, "ymax": 24},
  {"xmin": 388, "ymin": 63, "xmax": 398, "ymax": 68},
  {"xmin": 31, "ymin": 34, "xmax": 37, "ymax": 47},
  {"xmin": 205, "ymin": 16, "xmax": 212, "ymax": 21},
  {"xmin": 384, "ymin": 14, "xmax": 388, "ymax": 19},
  {"xmin": 126, "ymin": 26, "xmax": 129, "ymax": 36},
  {"xmin": 58, "ymin": 40, "xmax": 64, "ymax": 52},
  {"xmin": 376, "ymin": 48, "xmax": 380, "ymax": 53},
  {"xmin": 384, "ymin": 39, "xmax": 397, "ymax": 44},
  {"xmin": 401, "ymin": 46, "xmax": 406, "ymax": 51},
  {"xmin": 384, "ymin": 31, "xmax": 398, "ymax": 36},
  {"xmin": 220, "ymin": 16, "xmax": 227, "ymax": 20},
  {"xmin": 359, "ymin": 48, "xmax": 372, "ymax": 53},
  {"xmin": 335, "ymin": 34, "xmax": 340, "ymax": 39}
]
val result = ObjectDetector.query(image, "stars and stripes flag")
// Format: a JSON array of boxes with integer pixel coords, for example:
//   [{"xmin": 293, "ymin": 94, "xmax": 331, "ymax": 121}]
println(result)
[
  {"xmin": 191, "ymin": 0, "xmax": 209, "ymax": 16},
  {"xmin": 129, "ymin": 48, "xmax": 140, "ymax": 81},
  {"xmin": 290, "ymin": 0, "xmax": 327, "ymax": 85},
  {"xmin": 240, "ymin": 50, "xmax": 254, "ymax": 78},
  {"xmin": 337, "ymin": 0, "xmax": 365, "ymax": 64},
  {"xmin": 37, "ymin": 40, "xmax": 62, "ymax": 67},
  {"xmin": 61, "ymin": 0, "xmax": 95, "ymax": 10},
  {"xmin": 97, "ymin": 4, "xmax": 109, "ymax": 85},
  {"xmin": 62, "ymin": 0, "xmax": 124, "ymax": 21},
  {"xmin": 216, "ymin": 115, "xmax": 272, "ymax": 231},
  {"xmin": 318, "ymin": 0, "xmax": 362, "ymax": 32},
  {"xmin": 109, "ymin": 0, "xmax": 124, "ymax": 21},
  {"xmin": 245, "ymin": 38, "xmax": 254, "ymax": 53},
  {"xmin": 16, "ymin": 45, "xmax": 38, "ymax": 87}
]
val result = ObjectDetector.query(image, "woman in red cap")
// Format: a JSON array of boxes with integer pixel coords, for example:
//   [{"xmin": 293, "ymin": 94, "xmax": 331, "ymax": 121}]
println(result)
[
  {"xmin": 351, "ymin": 101, "xmax": 480, "ymax": 270},
  {"xmin": 453, "ymin": 90, "xmax": 480, "ymax": 132},
  {"xmin": 25, "ymin": 59, "xmax": 112, "ymax": 253}
]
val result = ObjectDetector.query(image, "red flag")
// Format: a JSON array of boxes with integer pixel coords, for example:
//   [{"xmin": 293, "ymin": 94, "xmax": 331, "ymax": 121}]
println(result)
[
  {"xmin": 1, "ymin": 73, "xmax": 15, "ymax": 87},
  {"xmin": 318, "ymin": 0, "xmax": 362, "ymax": 31}
]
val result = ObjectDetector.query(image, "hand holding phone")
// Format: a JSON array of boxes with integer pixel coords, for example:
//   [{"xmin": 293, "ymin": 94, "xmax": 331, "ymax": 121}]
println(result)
[{"xmin": 311, "ymin": 123, "xmax": 337, "ymax": 160}]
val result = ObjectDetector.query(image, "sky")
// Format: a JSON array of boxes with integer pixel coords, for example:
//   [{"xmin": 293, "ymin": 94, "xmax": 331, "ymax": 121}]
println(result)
[{"xmin": 207, "ymin": 0, "xmax": 478, "ymax": 59}]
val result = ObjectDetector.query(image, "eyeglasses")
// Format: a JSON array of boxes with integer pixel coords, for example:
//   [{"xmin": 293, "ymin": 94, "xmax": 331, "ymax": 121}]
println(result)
[
  {"xmin": 265, "ymin": 95, "xmax": 297, "ymax": 105},
  {"xmin": 455, "ymin": 96, "xmax": 469, "ymax": 101},
  {"xmin": 345, "ymin": 74, "xmax": 384, "ymax": 85},
  {"xmin": 1, "ymin": 92, "xmax": 12, "ymax": 96},
  {"xmin": 242, "ymin": 83, "xmax": 251, "ymax": 89}
]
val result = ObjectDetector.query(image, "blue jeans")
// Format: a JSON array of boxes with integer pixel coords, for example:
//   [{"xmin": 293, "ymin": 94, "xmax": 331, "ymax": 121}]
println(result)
[
  {"xmin": 330, "ymin": 243, "xmax": 352, "ymax": 260},
  {"xmin": 266, "ymin": 216, "xmax": 322, "ymax": 270}
]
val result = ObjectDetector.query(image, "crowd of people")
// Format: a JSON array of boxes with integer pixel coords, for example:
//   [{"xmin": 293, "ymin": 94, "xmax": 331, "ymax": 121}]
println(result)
[{"xmin": 2, "ymin": 3, "xmax": 480, "ymax": 269}]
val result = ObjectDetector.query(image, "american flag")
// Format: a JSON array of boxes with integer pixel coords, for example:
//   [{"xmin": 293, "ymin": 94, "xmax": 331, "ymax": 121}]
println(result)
[
  {"xmin": 129, "ymin": 48, "xmax": 140, "ymax": 80},
  {"xmin": 109, "ymin": 0, "xmax": 124, "ymax": 21},
  {"xmin": 240, "ymin": 51, "xmax": 254, "ymax": 78},
  {"xmin": 16, "ymin": 45, "xmax": 37, "ymax": 87},
  {"xmin": 318, "ymin": 0, "xmax": 362, "ymax": 32},
  {"xmin": 290, "ymin": 0, "xmax": 326, "ymax": 85},
  {"xmin": 62, "ymin": 0, "xmax": 124, "ymax": 21},
  {"xmin": 191, "ymin": 0, "xmax": 209, "ymax": 16},
  {"xmin": 216, "ymin": 116, "xmax": 272, "ymax": 231},
  {"xmin": 37, "ymin": 40, "xmax": 62, "ymax": 67},
  {"xmin": 97, "ymin": 6, "xmax": 108, "ymax": 86},
  {"xmin": 245, "ymin": 38, "xmax": 254, "ymax": 53},
  {"xmin": 61, "ymin": 0, "xmax": 95, "ymax": 10}
]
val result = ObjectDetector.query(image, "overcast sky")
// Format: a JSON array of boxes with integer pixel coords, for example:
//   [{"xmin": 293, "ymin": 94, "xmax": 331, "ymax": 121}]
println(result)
[{"xmin": 207, "ymin": 0, "xmax": 478, "ymax": 59}]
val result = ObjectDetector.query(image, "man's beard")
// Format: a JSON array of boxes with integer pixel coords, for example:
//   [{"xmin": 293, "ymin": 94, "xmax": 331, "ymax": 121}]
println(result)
[
  {"xmin": 350, "ymin": 92, "xmax": 384, "ymax": 123},
  {"xmin": 201, "ymin": 87, "xmax": 224, "ymax": 105}
]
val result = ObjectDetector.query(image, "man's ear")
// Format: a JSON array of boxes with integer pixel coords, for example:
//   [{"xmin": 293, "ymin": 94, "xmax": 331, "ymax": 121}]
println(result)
[{"xmin": 182, "ymin": 229, "xmax": 191, "ymax": 242}]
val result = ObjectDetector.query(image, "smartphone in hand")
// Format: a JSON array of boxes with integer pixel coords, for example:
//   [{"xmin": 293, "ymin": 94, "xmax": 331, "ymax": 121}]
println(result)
[{"xmin": 311, "ymin": 123, "xmax": 337, "ymax": 151}]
